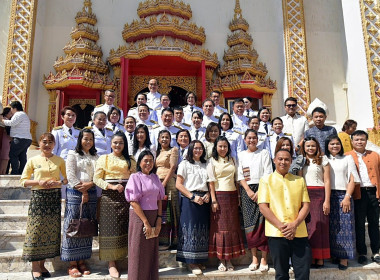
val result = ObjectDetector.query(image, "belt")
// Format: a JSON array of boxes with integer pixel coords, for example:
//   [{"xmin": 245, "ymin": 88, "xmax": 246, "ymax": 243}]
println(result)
[
  {"xmin": 362, "ymin": 186, "xmax": 376, "ymax": 191},
  {"xmin": 105, "ymin": 179, "xmax": 129, "ymax": 183}
]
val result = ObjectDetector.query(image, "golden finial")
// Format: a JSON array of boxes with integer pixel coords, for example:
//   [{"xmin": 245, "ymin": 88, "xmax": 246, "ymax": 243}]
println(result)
[
  {"xmin": 83, "ymin": 0, "xmax": 92, "ymax": 14},
  {"xmin": 234, "ymin": 0, "xmax": 242, "ymax": 19}
]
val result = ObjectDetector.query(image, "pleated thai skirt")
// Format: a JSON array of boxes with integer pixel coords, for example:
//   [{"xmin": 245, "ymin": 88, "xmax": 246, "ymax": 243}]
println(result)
[
  {"xmin": 329, "ymin": 190, "xmax": 356, "ymax": 259},
  {"xmin": 98, "ymin": 181, "xmax": 129, "ymax": 261},
  {"xmin": 22, "ymin": 189, "xmax": 61, "ymax": 261},
  {"xmin": 159, "ymin": 177, "xmax": 178, "ymax": 247},
  {"xmin": 240, "ymin": 184, "xmax": 268, "ymax": 252},
  {"xmin": 306, "ymin": 186, "xmax": 330, "ymax": 259},
  {"xmin": 209, "ymin": 191, "xmax": 245, "ymax": 260},
  {"xmin": 61, "ymin": 187, "xmax": 97, "ymax": 261},
  {"xmin": 128, "ymin": 209, "xmax": 159, "ymax": 280},
  {"xmin": 176, "ymin": 191, "xmax": 210, "ymax": 264}
]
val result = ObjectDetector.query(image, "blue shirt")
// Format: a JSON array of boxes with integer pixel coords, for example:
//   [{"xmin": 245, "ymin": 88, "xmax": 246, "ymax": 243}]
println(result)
[{"xmin": 304, "ymin": 125, "xmax": 337, "ymax": 154}]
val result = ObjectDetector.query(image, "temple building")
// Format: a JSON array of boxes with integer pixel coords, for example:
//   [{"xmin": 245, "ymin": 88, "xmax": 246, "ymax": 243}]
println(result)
[{"xmin": 1, "ymin": 0, "xmax": 380, "ymax": 144}]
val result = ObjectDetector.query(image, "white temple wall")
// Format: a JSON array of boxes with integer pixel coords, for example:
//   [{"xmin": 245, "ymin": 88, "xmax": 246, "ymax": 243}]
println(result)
[{"xmin": 304, "ymin": 0, "xmax": 349, "ymax": 127}]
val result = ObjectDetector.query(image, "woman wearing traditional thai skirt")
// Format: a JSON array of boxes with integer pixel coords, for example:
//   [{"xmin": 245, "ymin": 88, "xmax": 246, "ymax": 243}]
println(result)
[
  {"xmin": 61, "ymin": 129, "xmax": 98, "ymax": 277},
  {"xmin": 125, "ymin": 150, "xmax": 165, "ymax": 280},
  {"xmin": 299, "ymin": 137, "xmax": 331, "ymax": 267},
  {"xmin": 93, "ymin": 131, "xmax": 136, "ymax": 278},
  {"xmin": 325, "ymin": 135, "xmax": 360, "ymax": 270},
  {"xmin": 208, "ymin": 136, "xmax": 245, "ymax": 271},
  {"xmin": 238, "ymin": 129, "xmax": 273, "ymax": 271},
  {"xmin": 176, "ymin": 140, "xmax": 210, "ymax": 275},
  {"xmin": 155, "ymin": 130, "xmax": 179, "ymax": 248},
  {"xmin": 20, "ymin": 133, "xmax": 67, "ymax": 280}
]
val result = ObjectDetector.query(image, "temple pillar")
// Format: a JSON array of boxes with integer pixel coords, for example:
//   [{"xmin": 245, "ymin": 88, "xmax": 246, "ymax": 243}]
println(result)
[
  {"xmin": 47, "ymin": 90, "xmax": 59, "ymax": 132},
  {"xmin": 282, "ymin": 0, "xmax": 311, "ymax": 115},
  {"xmin": 2, "ymin": 0, "xmax": 38, "ymax": 111}
]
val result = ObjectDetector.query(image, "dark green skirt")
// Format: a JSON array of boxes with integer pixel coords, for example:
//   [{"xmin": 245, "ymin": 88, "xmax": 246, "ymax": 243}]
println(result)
[{"xmin": 22, "ymin": 189, "xmax": 61, "ymax": 262}]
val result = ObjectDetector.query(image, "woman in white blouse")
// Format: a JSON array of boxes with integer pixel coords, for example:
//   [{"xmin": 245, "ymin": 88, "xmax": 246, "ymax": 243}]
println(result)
[
  {"xmin": 325, "ymin": 135, "xmax": 360, "ymax": 270},
  {"xmin": 238, "ymin": 129, "xmax": 273, "ymax": 271},
  {"xmin": 132, "ymin": 124, "xmax": 156, "ymax": 160},
  {"xmin": 176, "ymin": 140, "xmax": 210, "ymax": 275},
  {"xmin": 61, "ymin": 128, "xmax": 98, "ymax": 277}
]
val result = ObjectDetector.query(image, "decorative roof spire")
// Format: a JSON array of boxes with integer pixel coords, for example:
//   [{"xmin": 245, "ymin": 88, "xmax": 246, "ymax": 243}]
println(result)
[
  {"xmin": 83, "ymin": 0, "xmax": 92, "ymax": 14},
  {"xmin": 234, "ymin": 0, "xmax": 242, "ymax": 20}
]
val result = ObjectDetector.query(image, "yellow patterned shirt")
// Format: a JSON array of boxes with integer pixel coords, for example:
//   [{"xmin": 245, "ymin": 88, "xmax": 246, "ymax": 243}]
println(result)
[
  {"xmin": 20, "ymin": 155, "xmax": 67, "ymax": 190},
  {"xmin": 93, "ymin": 153, "xmax": 136, "ymax": 190},
  {"xmin": 338, "ymin": 131, "xmax": 353, "ymax": 153},
  {"xmin": 258, "ymin": 171, "xmax": 310, "ymax": 238}
]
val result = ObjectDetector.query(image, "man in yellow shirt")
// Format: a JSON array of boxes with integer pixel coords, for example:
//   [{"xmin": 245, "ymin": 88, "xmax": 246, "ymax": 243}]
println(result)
[{"xmin": 258, "ymin": 149, "xmax": 311, "ymax": 280}]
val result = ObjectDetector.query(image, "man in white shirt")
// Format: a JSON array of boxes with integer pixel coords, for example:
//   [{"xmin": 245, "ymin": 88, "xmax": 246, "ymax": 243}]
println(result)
[
  {"xmin": 281, "ymin": 97, "xmax": 309, "ymax": 151},
  {"xmin": 232, "ymin": 98, "xmax": 249, "ymax": 133},
  {"xmin": 146, "ymin": 79, "xmax": 161, "ymax": 110},
  {"xmin": 124, "ymin": 116, "xmax": 136, "ymax": 155},
  {"xmin": 151, "ymin": 94, "xmax": 171, "ymax": 126},
  {"xmin": 183, "ymin": 92, "xmax": 203, "ymax": 124},
  {"xmin": 128, "ymin": 93, "xmax": 153, "ymax": 119},
  {"xmin": 202, "ymin": 98, "xmax": 218, "ymax": 128},
  {"xmin": 93, "ymin": 89, "xmax": 124, "ymax": 124},
  {"xmin": 173, "ymin": 106, "xmax": 191, "ymax": 130},
  {"xmin": 150, "ymin": 108, "xmax": 180, "ymax": 148},
  {"xmin": 210, "ymin": 90, "xmax": 227, "ymax": 117},
  {"xmin": 136, "ymin": 104, "xmax": 156, "ymax": 130}
]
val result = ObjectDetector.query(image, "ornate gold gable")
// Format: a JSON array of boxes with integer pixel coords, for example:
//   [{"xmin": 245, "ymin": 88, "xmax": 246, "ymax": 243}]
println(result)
[{"xmin": 215, "ymin": 0, "xmax": 276, "ymax": 106}]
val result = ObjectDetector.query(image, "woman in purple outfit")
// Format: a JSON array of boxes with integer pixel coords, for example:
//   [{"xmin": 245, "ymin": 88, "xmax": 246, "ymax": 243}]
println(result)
[{"xmin": 125, "ymin": 150, "xmax": 165, "ymax": 280}]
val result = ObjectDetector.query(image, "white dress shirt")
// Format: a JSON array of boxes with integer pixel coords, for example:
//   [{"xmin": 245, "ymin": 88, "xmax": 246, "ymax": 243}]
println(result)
[
  {"xmin": 232, "ymin": 113, "xmax": 249, "ymax": 133},
  {"xmin": 281, "ymin": 113, "xmax": 309, "ymax": 147},
  {"xmin": 146, "ymin": 92, "xmax": 161, "ymax": 110},
  {"xmin": 51, "ymin": 124, "xmax": 80, "ymax": 160},
  {"xmin": 263, "ymin": 132, "xmax": 294, "ymax": 159},
  {"xmin": 93, "ymin": 104, "xmax": 124, "ymax": 125},
  {"xmin": 183, "ymin": 105, "xmax": 203, "ymax": 124},
  {"xmin": 92, "ymin": 126, "xmax": 113, "ymax": 156},
  {"xmin": 355, "ymin": 151, "xmax": 373, "ymax": 187},
  {"xmin": 189, "ymin": 126, "xmax": 206, "ymax": 142},
  {"xmin": 220, "ymin": 129, "xmax": 245, "ymax": 161},
  {"xmin": 202, "ymin": 115, "xmax": 219, "ymax": 128},
  {"xmin": 125, "ymin": 131, "xmax": 135, "ymax": 156},
  {"xmin": 327, "ymin": 155, "xmax": 360, "ymax": 191},
  {"xmin": 214, "ymin": 105, "xmax": 227, "ymax": 118},
  {"xmin": 243, "ymin": 108, "xmax": 258, "ymax": 118},
  {"xmin": 237, "ymin": 149, "xmax": 273, "ymax": 184},
  {"xmin": 3, "ymin": 111, "xmax": 32, "ymax": 140}
]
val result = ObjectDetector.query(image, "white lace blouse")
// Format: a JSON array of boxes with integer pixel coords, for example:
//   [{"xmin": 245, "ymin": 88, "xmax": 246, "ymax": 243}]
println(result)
[{"xmin": 66, "ymin": 150, "xmax": 98, "ymax": 188}]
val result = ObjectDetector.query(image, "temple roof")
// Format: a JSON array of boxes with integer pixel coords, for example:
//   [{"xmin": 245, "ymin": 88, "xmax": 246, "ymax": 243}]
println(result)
[{"xmin": 44, "ymin": 0, "xmax": 113, "ymax": 90}]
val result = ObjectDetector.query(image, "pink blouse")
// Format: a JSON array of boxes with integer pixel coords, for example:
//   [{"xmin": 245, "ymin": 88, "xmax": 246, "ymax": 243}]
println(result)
[{"xmin": 125, "ymin": 171, "xmax": 165, "ymax": 210}]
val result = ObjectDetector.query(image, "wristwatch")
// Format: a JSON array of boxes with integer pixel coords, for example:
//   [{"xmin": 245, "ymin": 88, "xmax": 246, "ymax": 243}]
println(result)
[{"xmin": 190, "ymin": 193, "xmax": 195, "ymax": 201}]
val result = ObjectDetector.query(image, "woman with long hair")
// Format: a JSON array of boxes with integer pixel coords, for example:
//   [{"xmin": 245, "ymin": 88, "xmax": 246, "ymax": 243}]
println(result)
[
  {"xmin": 155, "ymin": 130, "xmax": 179, "ymax": 248},
  {"xmin": 208, "ymin": 136, "xmax": 245, "ymax": 271},
  {"xmin": 203, "ymin": 122, "xmax": 220, "ymax": 159},
  {"xmin": 299, "ymin": 136, "xmax": 331, "ymax": 267},
  {"xmin": 238, "ymin": 129, "xmax": 272, "ymax": 271},
  {"xmin": 325, "ymin": 135, "xmax": 360, "ymax": 270},
  {"xmin": 20, "ymin": 133, "xmax": 67, "ymax": 279},
  {"xmin": 125, "ymin": 150, "xmax": 165, "ymax": 280},
  {"xmin": 61, "ymin": 129, "xmax": 98, "ymax": 277},
  {"xmin": 93, "ymin": 131, "xmax": 136, "ymax": 278},
  {"xmin": 176, "ymin": 140, "xmax": 210, "ymax": 275},
  {"xmin": 132, "ymin": 124, "xmax": 156, "ymax": 160}
]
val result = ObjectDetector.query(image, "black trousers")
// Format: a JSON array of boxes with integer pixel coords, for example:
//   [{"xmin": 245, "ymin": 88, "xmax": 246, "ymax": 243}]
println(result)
[
  {"xmin": 354, "ymin": 188, "xmax": 380, "ymax": 256},
  {"xmin": 9, "ymin": 138, "xmax": 32, "ymax": 175},
  {"xmin": 268, "ymin": 237, "xmax": 311, "ymax": 280}
]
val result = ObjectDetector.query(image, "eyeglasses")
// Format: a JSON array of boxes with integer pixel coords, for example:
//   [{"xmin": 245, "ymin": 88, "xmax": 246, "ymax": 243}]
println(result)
[
  {"xmin": 285, "ymin": 104, "xmax": 297, "ymax": 108},
  {"xmin": 105, "ymin": 95, "xmax": 115, "ymax": 98}
]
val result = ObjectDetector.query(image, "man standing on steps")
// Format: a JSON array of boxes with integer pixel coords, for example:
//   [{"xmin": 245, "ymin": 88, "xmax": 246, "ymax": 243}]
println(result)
[
  {"xmin": 346, "ymin": 130, "xmax": 380, "ymax": 265},
  {"xmin": 146, "ymin": 79, "xmax": 161, "ymax": 110},
  {"xmin": 210, "ymin": 90, "xmax": 227, "ymax": 118},
  {"xmin": 93, "ymin": 89, "xmax": 124, "ymax": 124},
  {"xmin": 258, "ymin": 149, "xmax": 311, "ymax": 279}
]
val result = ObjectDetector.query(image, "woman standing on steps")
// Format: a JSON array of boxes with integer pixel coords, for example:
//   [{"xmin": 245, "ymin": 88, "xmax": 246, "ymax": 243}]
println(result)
[
  {"xmin": 93, "ymin": 131, "xmax": 136, "ymax": 279},
  {"xmin": 61, "ymin": 129, "xmax": 98, "ymax": 278},
  {"xmin": 20, "ymin": 133, "xmax": 67, "ymax": 280}
]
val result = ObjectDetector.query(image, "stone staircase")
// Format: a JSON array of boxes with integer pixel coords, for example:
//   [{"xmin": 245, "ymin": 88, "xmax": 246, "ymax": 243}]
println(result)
[{"xmin": 1, "ymin": 175, "xmax": 380, "ymax": 279}]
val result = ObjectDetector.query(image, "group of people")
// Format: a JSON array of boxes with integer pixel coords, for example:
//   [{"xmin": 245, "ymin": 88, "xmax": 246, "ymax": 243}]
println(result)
[{"xmin": 17, "ymin": 79, "xmax": 380, "ymax": 280}]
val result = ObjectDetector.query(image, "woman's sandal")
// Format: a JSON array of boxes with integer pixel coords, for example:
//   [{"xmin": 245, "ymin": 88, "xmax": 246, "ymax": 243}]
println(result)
[
  {"xmin": 249, "ymin": 263, "xmax": 259, "ymax": 271},
  {"xmin": 218, "ymin": 261, "xmax": 227, "ymax": 272},
  {"xmin": 259, "ymin": 264, "xmax": 269, "ymax": 272},
  {"xmin": 67, "ymin": 266, "xmax": 82, "ymax": 278},
  {"xmin": 78, "ymin": 263, "xmax": 91, "ymax": 275},
  {"xmin": 108, "ymin": 266, "xmax": 120, "ymax": 279},
  {"xmin": 226, "ymin": 261, "xmax": 234, "ymax": 271}
]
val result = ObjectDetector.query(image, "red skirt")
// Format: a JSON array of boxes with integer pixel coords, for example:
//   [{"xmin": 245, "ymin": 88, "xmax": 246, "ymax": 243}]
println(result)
[
  {"xmin": 208, "ymin": 191, "xmax": 245, "ymax": 260},
  {"xmin": 306, "ymin": 186, "xmax": 330, "ymax": 259}
]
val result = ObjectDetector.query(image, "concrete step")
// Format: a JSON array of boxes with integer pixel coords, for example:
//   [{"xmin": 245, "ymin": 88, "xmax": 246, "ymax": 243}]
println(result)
[
  {"xmin": 0, "ymin": 214, "xmax": 28, "ymax": 230},
  {"xmin": 0, "ymin": 230, "xmax": 100, "ymax": 250},
  {"xmin": 1, "ymin": 261, "xmax": 380, "ymax": 280},
  {"xmin": 0, "ymin": 200, "xmax": 66, "ymax": 215}
]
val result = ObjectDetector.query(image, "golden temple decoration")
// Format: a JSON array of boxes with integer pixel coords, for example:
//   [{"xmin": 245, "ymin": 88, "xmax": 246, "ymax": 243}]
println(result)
[
  {"xmin": 30, "ymin": 119, "xmax": 38, "ymax": 146},
  {"xmin": 359, "ymin": 0, "xmax": 380, "ymax": 127},
  {"xmin": 2, "ymin": 0, "xmax": 38, "ymax": 110},
  {"xmin": 47, "ymin": 90, "xmax": 58, "ymax": 132},
  {"xmin": 129, "ymin": 75, "xmax": 196, "ymax": 105},
  {"xmin": 216, "ymin": 0, "xmax": 276, "ymax": 100},
  {"xmin": 282, "ymin": 0, "xmax": 310, "ymax": 115},
  {"xmin": 137, "ymin": 0, "xmax": 192, "ymax": 20},
  {"xmin": 44, "ymin": 0, "xmax": 113, "ymax": 91}
]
